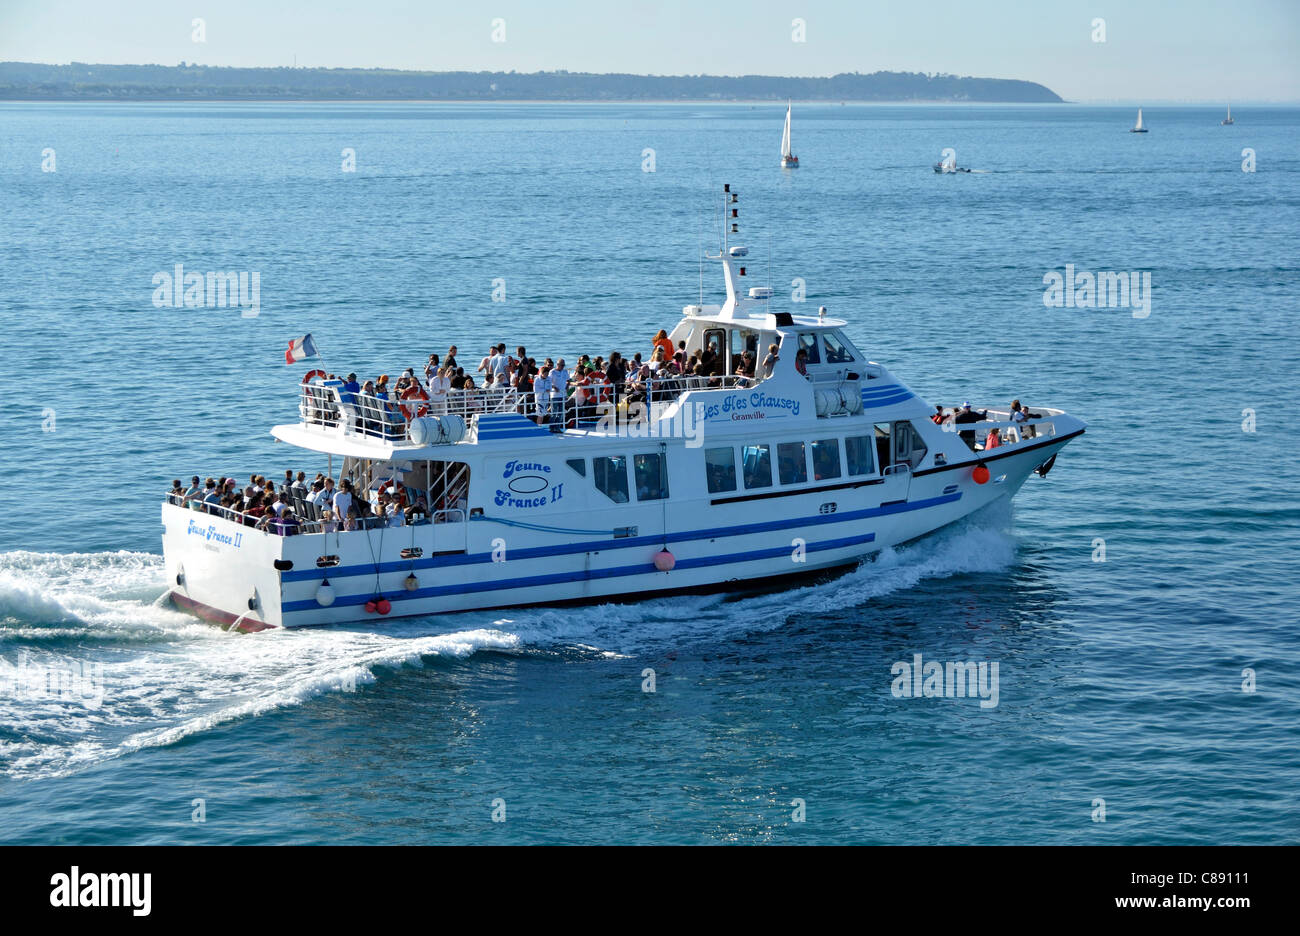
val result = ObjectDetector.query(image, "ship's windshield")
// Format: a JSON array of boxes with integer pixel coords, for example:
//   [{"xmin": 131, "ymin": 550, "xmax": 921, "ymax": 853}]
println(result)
[
  {"xmin": 823, "ymin": 331, "xmax": 855, "ymax": 363},
  {"xmin": 797, "ymin": 332, "xmax": 821, "ymax": 364}
]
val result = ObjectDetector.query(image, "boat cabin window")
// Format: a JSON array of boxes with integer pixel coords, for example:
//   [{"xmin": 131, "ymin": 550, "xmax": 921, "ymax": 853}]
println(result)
[
  {"xmin": 778, "ymin": 441, "xmax": 807, "ymax": 485},
  {"xmin": 823, "ymin": 331, "xmax": 855, "ymax": 364},
  {"xmin": 811, "ymin": 438, "xmax": 842, "ymax": 481},
  {"xmin": 566, "ymin": 458, "xmax": 586, "ymax": 478},
  {"xmin": 873, "ymin": 423, "xmax": 892, "ymax": 472},
  {"xmin": 874, "ymin": 421, "xmax": 928, "ymax": 471},
  {"xmin": 797, "ymin": 332, "xmax": 821, "ymax": 365},
  {"xmin": 742, "ymin": 444, "xmax": 773, "ymax": 489},
  {"xmin": 593, "ymin": 455, "xmax": 630, "ymax": 504},
  {"xmin": 633, "ymin": 453, "xmax": 669, "ymax": 501},
  {"xmin": 703, "ymin": 328, "xmax": 725, "ymax": 360},
  {"xmin": 846, "ymin": 435, "xmax": 875, "ymax": 476},
  {"xmin": 730, "ymin": 328, "xmax": 760, "ymax": 373},
  {"xmin": 705, "ymin": 447, "xmax": 737, "ymax": 493},
  {"xmin": 897, "ymin": 422, "xmax": 928, "ymax": 469}
]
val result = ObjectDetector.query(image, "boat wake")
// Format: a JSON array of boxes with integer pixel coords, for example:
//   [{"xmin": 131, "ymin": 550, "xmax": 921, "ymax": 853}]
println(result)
[{"xmin": 0, "ymin": 506, "xmax": 1017, "ymax": 780}]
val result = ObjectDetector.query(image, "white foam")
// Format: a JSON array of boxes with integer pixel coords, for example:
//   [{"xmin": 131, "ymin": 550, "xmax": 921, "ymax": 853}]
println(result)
[{"xmin": 0, "ymin": 510, "xmax": 1017, "ymax": 779}]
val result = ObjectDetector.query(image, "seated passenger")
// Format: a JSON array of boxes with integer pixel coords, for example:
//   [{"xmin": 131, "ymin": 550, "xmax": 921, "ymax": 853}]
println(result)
[
  {"xmin": 341, "ymin": 373, "xmax": 361, "ymax": 405},
  {"xmin": 406, "ymin": 497, "xmax": 429, "ymax": 523},
  {"xmin": 276, "ymin": 509, "xmax": 301, "ymax": 535},
  {"xmin": 985, "ymin": 427, "xmax": 1002, "ymax": 450},
  {"xmin": 795, "ymin": 348, "xmax": 810, "ymax": 378}
]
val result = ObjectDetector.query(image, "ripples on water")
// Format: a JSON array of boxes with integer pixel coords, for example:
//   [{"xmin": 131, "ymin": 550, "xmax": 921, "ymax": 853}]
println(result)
[{"xmin": 0, "ymin": 102, "xmax": 1297, "ymax": 843}]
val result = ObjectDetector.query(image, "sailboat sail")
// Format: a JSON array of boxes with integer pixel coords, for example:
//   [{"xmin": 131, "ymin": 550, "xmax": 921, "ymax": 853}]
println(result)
[
  {"xmin": 1135, "ymin": 108, "xmax": 1144, "ymax": 130},
  {"xmin": 781, "ymin": 104, "xmax": 792, "ymax": 158}
]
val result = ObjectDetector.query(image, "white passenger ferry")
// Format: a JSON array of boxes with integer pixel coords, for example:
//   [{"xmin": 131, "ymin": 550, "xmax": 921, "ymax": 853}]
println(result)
[{"xmin": 162, "ymin": 187, "xmax": 1085, "ymax": 630}]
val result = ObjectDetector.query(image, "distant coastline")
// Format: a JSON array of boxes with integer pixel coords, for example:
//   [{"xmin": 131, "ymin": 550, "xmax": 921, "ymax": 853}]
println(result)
[{"xmin": 0, "ymin": 62, "xmax": 1063, "ymax": 103}]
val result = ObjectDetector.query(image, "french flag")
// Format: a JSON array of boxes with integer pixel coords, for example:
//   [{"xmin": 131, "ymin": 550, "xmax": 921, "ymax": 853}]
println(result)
[{"xmin": 285, "ymin": 334, "xmax": 318, "ymax": 365}]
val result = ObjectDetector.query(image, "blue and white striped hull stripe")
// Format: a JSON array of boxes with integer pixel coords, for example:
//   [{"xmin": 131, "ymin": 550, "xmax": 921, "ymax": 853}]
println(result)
[
  {"xmin": 474, "ymin": 413, "xmax": 551, "ymax": 439},
  {"xmin": 283, "ymin": 530, "xmax": 879, "ymax": 613},
  {"xmin": 279, "ymin": 492, "xmax": 962, "ymax": 584},
  {"xmin": 861, "ymin": 383, "xmax": 916, "ymax": 409}
]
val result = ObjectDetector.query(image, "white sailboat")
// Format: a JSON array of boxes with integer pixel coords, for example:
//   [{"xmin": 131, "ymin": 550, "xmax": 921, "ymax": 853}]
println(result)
[
  {"xmin": 933, "ymin": 151, "xmax": 959, "ymax": 173},
  {"xmin": 780, "ymin": 101, "xmax": 799, "ymax": 168},
  {"xmin": 1221, "ymin": 104, "xmax": 1234, "ymax": 126},
  {"xmin": 1130, "ymin": 107, "xmax": 1148, "ymax": 133}
]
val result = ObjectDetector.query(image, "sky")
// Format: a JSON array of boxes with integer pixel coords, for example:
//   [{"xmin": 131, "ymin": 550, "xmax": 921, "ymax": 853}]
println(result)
[{"xmin": 1, "ymin": 0, "xmax": 1298, "ymax": 102}]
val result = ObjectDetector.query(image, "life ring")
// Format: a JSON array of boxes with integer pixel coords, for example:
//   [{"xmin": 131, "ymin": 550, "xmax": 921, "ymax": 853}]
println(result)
[
  {"xmin": 301, "ymin": 369, "xmax": 327, "ymax": 384},
  {"xmin": 401, "ymin": 386, "xmax": 430, "ymax": 419}
]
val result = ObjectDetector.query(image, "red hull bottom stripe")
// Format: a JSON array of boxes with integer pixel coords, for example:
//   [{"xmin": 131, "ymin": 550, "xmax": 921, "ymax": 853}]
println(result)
[{"xmin": 168, "ymin": 591, "xmax": 278, "ymax": 632}]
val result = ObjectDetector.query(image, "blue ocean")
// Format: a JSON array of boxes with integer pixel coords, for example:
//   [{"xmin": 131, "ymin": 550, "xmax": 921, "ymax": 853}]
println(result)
[{"xmin": 0, "ymin": 102, "xmax": 1296, "ymax": 844}]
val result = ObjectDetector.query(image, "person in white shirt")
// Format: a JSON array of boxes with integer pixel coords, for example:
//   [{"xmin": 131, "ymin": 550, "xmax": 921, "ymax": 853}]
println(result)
[
  {"xmin": 533, "ymin": 367, "xmax": 553, "ymax": 422},
  {"xmin": 549, "ymin": 359, "xmax": 570, "ymax": 423},
  {"xmin": 332, "ymin": 479, "xmax": 354, "ymax": 523},
  {"xmin": 427, "ymin": 366, "xmax": 451, "ymax": 415}
]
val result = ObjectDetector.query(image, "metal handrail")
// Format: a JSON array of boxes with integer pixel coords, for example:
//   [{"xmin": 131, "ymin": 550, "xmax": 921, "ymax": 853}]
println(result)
[{"xmin": 299, "ymin": 371, "xmax": 767, "ymax": 441}]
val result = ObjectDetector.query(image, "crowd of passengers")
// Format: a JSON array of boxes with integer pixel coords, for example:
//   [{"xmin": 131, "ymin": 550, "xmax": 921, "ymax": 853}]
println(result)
[
  {"xmin": 932, "ymin": 400, "xmax": 1041, "ymax": 452},
  {"xmin": 308, "ymin": 330, "xmax": 799, "ymax": 431},
  {"xmin": 168, "ymin": 469, "xmax": 449, "ymax": 536}
]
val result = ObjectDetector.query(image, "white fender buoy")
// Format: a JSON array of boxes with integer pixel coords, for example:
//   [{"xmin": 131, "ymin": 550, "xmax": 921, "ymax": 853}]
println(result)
[
  {"xmin": 404, "ymin": 573, "xmax": 419, "ymax": 591},
  {"xmin": 316, "ymin": 579, "xmax": 336, "ymax": 606},
  {"xmin": 654, "ymin": 549, "xmax": 676, "ymax": 572},
  {"xmin": 409, "ymin": 415, "xmax": 441, "ymax": 445},
  {"xmin": 440, "ymin": 413, "xmax": 467, "ymax": 443}
]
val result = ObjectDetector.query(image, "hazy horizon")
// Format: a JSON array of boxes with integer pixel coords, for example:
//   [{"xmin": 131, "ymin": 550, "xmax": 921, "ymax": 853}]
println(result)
[{"xmin": 2, "ymin": 0, "xmax": 1298, "ymax": 104}]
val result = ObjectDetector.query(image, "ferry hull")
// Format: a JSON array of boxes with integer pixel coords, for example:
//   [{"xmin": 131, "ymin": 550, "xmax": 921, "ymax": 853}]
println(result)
[{"xmin": 161, "ymin": 431, "xmax": 1077, "ymax": 629}]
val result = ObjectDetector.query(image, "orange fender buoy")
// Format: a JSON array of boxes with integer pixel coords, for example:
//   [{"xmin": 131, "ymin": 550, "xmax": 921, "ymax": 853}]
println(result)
[{"xmin": 972, "ymin": 464, "xmax": 990, "ymax": 485}]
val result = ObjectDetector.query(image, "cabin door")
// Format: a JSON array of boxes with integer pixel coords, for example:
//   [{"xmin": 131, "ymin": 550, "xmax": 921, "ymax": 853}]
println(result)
[
  {"xmin": 428, "ymin": 462, "xmax": 470, "ymax": 554},
  {"xmin": 875, "ymin": 422, "xmax": 912, "ymax": 504}
]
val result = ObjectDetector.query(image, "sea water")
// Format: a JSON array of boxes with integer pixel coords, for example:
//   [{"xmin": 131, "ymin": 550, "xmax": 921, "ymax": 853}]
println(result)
[{"xmin": 0, "ymin": 102, "xmax": 1297, "ymax": 843}]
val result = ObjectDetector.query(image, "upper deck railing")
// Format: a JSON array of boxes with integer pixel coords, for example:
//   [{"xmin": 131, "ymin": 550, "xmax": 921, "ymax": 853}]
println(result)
[
  {"xmin": 936, "ymin": 405, "xmax": 1067, "ymax": 452},
  {"xmin": 166, "ymin": 492, "xmax": 452, "ymax": 536},
  {"xmin": 299, "ymin": 373, "xmax": 764, "ymax": 443}
]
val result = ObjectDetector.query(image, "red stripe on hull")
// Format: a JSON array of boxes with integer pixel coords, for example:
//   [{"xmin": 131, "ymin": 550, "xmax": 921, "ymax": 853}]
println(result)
[{"xmin": 168, "ymin": 591, "xmax": 278, "ymax": 633}]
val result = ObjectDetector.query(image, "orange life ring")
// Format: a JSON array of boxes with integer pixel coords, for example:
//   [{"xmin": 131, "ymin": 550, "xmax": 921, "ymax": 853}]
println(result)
[
  {"xmin": 302, "ymin": 369, "xmax": 327, "ymax": 384},
  {"xmin": 400, "ymin": 386, "xmax": 430, "ymax": 419}
]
